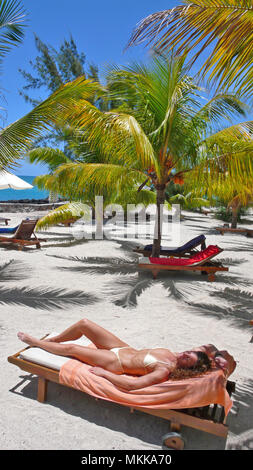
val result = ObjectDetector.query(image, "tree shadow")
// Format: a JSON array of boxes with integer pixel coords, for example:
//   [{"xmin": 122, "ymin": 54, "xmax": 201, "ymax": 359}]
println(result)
[
  {"xmin": 44, "ymin": 238, "xmax": 89, "ymax": 249},
  {"xmin": 218, "ymin": 239, "xmax": 253, "ymax": 253},
  {"xmin": 226, "ymin": 378, "xmax": 253, "ymax": 450},
  {"xmin": 47, "ymin": 250, "xmax": 253, "ymax": 332},
  {"xmin": 0, "ymin": 285, "xmax": 99, "ymax": 310},
  {"xmin": 0, "ymin": 259, "xmax": 29, "ymax": 283}
]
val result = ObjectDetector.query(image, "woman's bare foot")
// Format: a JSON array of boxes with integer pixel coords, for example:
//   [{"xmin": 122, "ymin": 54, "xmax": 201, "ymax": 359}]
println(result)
[{"xmin": 17, "ymin": 332, "xmax": 38, "ymax": 347}]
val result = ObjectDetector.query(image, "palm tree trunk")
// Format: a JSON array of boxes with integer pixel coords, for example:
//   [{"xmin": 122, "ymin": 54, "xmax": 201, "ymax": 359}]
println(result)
[
  {"xmin": 231, "ymin": 205, "xmax": 240, "ymax": 229},
  {"xmin": 152, "ymin": 185, "xmax": 166, "ymax": 257}
]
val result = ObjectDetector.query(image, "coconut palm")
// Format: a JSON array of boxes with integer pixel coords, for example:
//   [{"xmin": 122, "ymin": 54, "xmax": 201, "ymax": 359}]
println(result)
[
  {"xmin": 185, "ymin": 122, "xmax": 253, "ymax": 227},
  {"xmin": 32, "ymin": 55, "xmax": 251, "ymax": 256},
  {"xmin": 127, "ymin": 0, "xmax": 253, "ymax": 98}
]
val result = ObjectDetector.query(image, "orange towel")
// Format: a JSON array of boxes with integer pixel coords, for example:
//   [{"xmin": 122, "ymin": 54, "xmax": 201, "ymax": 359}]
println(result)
[{"xmin": 59, "ymin": 345, "xmax": 235, "ymax": 416}]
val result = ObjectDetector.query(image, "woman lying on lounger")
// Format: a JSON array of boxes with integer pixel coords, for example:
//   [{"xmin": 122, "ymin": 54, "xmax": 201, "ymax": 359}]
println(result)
[{"xmin": 17, "ymin": 318, "xmax": 229, "ymax": 391}]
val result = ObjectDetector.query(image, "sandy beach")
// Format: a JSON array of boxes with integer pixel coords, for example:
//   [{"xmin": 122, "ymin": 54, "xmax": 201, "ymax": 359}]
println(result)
[{"xmin": 1, "ymin": 208, "xmax": 253, "ymax": 451}]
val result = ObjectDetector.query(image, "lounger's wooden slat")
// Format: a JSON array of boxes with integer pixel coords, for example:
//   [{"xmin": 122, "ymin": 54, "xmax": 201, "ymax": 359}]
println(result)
[
  {"xmin": 8, "ymin": 354, "xmax": 61, "ymax": 384},
  {"xmin": 216, "ymin": 227, "xmax": 253, "ymax": 237},
  {"xmin": 139, "ymin": 264, "xmax": 228, "ymax": 273},
  {"xmin": 131, "ymin": 405, "xmax": 229, "ymax": 438},
  {"xmin": 0, "ymin": 238, "xmax": 41, "ymax": 245},
  {"xmin": 138, "ymin": 263, "xmax": 228, "ymax": 281}
]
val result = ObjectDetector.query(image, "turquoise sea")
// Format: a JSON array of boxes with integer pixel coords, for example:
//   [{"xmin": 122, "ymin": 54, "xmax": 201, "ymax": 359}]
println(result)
[{"xmin": 0, "ymin": 176, "xmax": 49, "ymax": 201}]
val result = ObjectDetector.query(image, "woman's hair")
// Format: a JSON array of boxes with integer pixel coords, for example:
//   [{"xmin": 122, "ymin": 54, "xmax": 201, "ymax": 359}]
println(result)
[{"xmin": 169, "ymin": 351, "xmax": 212, "ymax": 380}]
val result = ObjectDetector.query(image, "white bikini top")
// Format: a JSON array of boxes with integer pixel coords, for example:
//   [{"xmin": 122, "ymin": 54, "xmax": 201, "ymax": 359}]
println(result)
[{"xmin": 143, "ymin": 352, "xmax": 174, "ymax": 368}]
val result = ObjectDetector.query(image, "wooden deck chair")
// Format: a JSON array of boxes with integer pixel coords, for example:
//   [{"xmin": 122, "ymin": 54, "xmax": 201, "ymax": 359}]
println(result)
[
  {"xmin": 0, "ymin": 217, "xmax": 11, "ymax": 226},
  {"xmin": 134, "ymin": 234, "xmax": 207, "ymax": 258},
  {"xmin": 215, "ymin": 227, "xmax": 253, "ymax": 237},
  {"xmin": 58, "ymin": 217, "xmax": 80, "ymax": 227},
  {"xmin": 138, "ymin": 245, "xmax": 228, "ymax": 282},
  {"xmin": 8, "ymin": 337, "xmax": 236, "ymax": 450},
  {"xmin": 0, "ymin": 219, "xmax": 46, "ymax": 250}
]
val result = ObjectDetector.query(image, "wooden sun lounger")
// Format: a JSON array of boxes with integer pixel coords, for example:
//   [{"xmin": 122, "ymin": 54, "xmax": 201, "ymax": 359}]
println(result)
[
  {"xmin": 216, "ymin": 227, "xmax": 253, "ymax": 237},
  {"xmin": 58, "ymin": 217, "xmax": 80, "ymax": 227},
  {"xmin": 0, "ymin": 219, "xmax": 47, "ymax": 250},
  {"xmin": 8, "ymin": 341, "xmax": 235, "ymax": 450},
  {"xmin": 0, "ymin": 217, "xmax": 11, "ymax": 226}
]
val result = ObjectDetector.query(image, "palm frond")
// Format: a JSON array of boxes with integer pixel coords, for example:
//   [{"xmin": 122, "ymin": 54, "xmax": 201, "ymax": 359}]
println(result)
[
  {"xmin": 0, "ymin": 0, "xmax": 26, "ymax": 59},
  {"xmin": 35, "ymin": 162, "xmax": 146, "ymax": 202},
  {"xmin": 36, "ymin": 202, "xmax": 91, "ymax": 230},
  {"xmin": 0, "ymin": 77, "xmax": 100, "ymax": 169},
  {"xmin": 28, "ymin": 147, "xmax": 73, "ymax": 171},
  {"xmin": 127, "ymin": 1, "xmax": 253, "ymax": 97},
  {"xmin": 65, "ymin": 101, "xmax": 159, "ymax": 174}
]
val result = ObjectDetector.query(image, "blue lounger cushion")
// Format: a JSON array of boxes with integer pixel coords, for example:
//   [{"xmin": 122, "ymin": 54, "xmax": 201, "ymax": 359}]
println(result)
[
  {"xmin": 144, "ymin": 234, "xmax": 206, "ymax": 254},
  {"xmin": 0, "ymin": 225, "xmax": 19, "ymax": 234}
]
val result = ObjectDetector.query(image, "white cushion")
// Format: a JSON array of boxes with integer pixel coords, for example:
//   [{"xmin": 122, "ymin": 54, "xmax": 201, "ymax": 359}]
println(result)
[{"xmin": 19, "ymin": 333, "xmax": 91, "ymax": 371}]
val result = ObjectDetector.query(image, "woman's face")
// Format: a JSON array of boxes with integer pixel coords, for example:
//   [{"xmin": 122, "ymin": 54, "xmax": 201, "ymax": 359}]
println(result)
[{"xmin": 177, "ymin": 351, "xmax": 198, "ymax": 369}]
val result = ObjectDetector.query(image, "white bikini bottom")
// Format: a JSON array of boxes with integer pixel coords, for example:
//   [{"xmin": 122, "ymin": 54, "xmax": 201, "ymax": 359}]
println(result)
[{"xmin": 110, "ymin": 346, "xmax": 130, "ymax": 371}]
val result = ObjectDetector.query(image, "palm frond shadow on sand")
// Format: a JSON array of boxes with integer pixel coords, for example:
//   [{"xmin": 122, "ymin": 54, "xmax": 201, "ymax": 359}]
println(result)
[
  {"xmin": 0, "ymin": 285, "xmax": 99, "ymax": 310},
  {"xmin": 184, "ymin": 281, "xmax": 253, "ymax": 331},
  {"xmin": 0, "ymin": 259, "xmax": 29, "ymax": 282},
  {"xmin": 48, "ymin": 246, "xmax": 253, "ymax": 330},
  {"xmin": 0, "ymin": 260, "xmax": 98, "ymax": 309},
  {"xmin": 226, "ymin": 378, "xmax": 253, "ymax": 449}
]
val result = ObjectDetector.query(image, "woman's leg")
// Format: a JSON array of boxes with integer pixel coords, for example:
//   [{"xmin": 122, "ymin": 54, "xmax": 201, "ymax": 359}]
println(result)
[
  {"xmin": 36, "ymin": 318, "xmax": 130, "ymax": 350},
  {"xmin": 17, "ymin": 333, "xmax": 117, "ymax": 370}
]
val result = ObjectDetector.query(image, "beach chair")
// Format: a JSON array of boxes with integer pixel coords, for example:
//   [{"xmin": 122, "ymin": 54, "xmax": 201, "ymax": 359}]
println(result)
[
  {"xmin": 0, "ymin": 219, "xmax": 46, "ymax": 250},
  {"xmin": 215, "ymin": 226, "xmax": 253, "ymax": 237},
  {"xmin": 8, "ymin": 336, "xmax": 236, "ymax": 450},
  {"xmin": 0, "ymin": 217, "xmax": 11, "ymax": 226},
  {"xmin": 58, "ymin": 217, "xmax": 80, "ymax": 227},
  {"xmin": 138, "ymin": 245, "xmax": 228, "ymax": 282},
  {"xmin": 134, "ymin": 234, "xmax": 207, "ymax": 257}
]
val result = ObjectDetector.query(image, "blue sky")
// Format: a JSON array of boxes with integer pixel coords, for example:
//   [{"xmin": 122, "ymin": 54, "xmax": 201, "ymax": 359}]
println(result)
[
  {"xmin": 3, "ymin": 0, "xmax": 181, "ymax": 175},
  {"xmin": 1, "ymin": 0, "xmax": 252, "ymax": 176}
]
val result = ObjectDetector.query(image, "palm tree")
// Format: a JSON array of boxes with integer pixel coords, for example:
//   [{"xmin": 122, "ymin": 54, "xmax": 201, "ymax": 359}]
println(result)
[
  {"xmin": 127, "ymin": 0, "xmax": 253, "ymax": 99},
  {"xmin": 33, "ymin": 56, "xmax": 249, "ymax": 256},
  {"xmin": 185, "ymin": 122, "xmax": 253, "ymax": 227}
]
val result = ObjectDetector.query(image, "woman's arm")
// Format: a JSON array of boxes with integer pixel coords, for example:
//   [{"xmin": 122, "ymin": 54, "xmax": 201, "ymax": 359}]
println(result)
[{"xmin": 90, "ymin": 367, "xmax": 169, "ymax": 391}]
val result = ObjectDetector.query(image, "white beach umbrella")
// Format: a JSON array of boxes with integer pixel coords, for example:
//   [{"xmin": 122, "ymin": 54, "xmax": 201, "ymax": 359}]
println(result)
[{"xmin": 0, "ymin": 170, "xmax": 33, "ymax": 190}]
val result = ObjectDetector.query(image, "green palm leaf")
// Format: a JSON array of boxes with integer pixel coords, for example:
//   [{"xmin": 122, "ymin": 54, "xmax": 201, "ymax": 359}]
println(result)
[
  {"xmin": 0, "ymin": 0, "xmax": 25, "ymax": 59},
  {"xmin": 36, "ymin": 202, "xmax": 91, "ymax": 230},
  {"xmin": 28, "ymin": 147, "xmax": 73, "ymax": 171},
  {"xmin": 0, "ymin": 77, "xmax": 100, "ymax": 168},
  {"xmin": 127, "ymin": 1, "xmax": 253, "ymax": 97}
]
